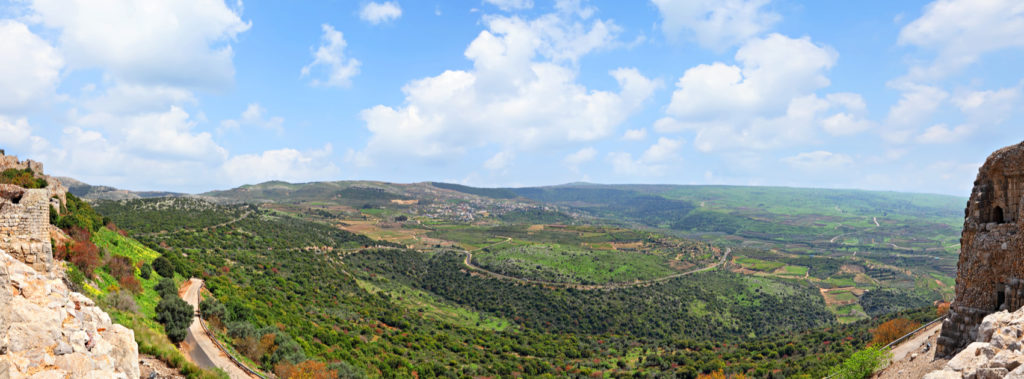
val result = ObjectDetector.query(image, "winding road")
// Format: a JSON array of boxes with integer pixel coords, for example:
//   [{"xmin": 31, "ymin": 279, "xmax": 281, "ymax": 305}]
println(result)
[
  {"xmin": 458, "ymin": 246, "xmax": 731, "ymax": 290},
  {"xmin": 179, "ymin": 278, "xmax": 259, "ymax": 379}
]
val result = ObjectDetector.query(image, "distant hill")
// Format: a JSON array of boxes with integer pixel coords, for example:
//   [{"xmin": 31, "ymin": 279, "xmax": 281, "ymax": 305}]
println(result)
[{"xmin": 58, "ymin": 177, "xmax": 185, "ymax": 201}]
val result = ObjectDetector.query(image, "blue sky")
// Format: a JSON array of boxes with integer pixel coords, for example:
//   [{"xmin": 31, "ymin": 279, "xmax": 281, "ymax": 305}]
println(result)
[{"xmin": 1, "ymin": 0, "xmax": 1022, "ymax": 196}]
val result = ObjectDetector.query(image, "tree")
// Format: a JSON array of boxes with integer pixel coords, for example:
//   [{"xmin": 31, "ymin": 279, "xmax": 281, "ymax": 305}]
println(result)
[
  {"xmin": 153, "ymin": 256, "xmax": 174, "ymax": 278},
  {"xmin": 871, "ymin": 318, "xmax": 920, "ymax": 346},
  {"xmin": 155, "ymin": 278, "xmax": 177, "ymax": 299},
  {"xmin": 200, "ymin": 298, "xmax": 227, "ymax": 323},
  {"xmin": 829, "ymin": 345, "xmax": 891, "ymax": 379},
  {"xmin": 155, "ymin": 295, "xmax": 194, "ymax": 344}
]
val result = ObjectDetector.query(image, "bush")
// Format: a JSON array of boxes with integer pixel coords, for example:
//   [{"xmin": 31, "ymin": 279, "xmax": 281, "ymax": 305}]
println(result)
[
  {"xmin": 267, "ymin": 332, "xmax": 306, "ymax": 367},
  {"xmin": 153, "ymin": 256, "xmax": 175, "ymax": 278},
  {"xmin": 119, "ymin": 275, "xmax": 143, "ymax": 294},
  {"xmin": 200, "ymin": 298, "xmax": 227, "ymax": 323},
  {"xmin": 155, "ymin": 295, "xmax": 194, "ymax": 344},
  {"xmin": 104, "ymin": 290, "xmax": 139, "ymax": 313},
  {"xmin": 828, "ymin": 345, "xmax": 891, "ymax": 379},
  {"xmin": 140, "ymin": 263, "xmax": 153, "ymax": 280},
  {"xmin": 69, "ymin": 241, "xmax": 101, "ymax": 278},
  {"xmin": 106, "ymin": 255, "xmax": 135, "ymax": 280},
  {"xmin": 0, "ymin": 168, "xmax": 47, "ymax": 188}
]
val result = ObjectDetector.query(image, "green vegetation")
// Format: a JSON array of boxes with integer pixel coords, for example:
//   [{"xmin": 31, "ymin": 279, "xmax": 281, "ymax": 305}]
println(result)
[
  {"xmin": 0, "ymin": 168, "xmax": 47, "ymax": 188},
  {"xmin": 828, "ymin": 345, "xmax": 892, "ymax": 379},
  {"xmin": 90, "ymin": 181, "xmax": 966, "ymax": 377}
]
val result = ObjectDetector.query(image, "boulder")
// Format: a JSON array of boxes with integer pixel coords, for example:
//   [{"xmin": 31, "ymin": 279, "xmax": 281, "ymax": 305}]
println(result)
[{"xmin": 0, "ymin": 249, "xmax": 139, "ymax": 378}]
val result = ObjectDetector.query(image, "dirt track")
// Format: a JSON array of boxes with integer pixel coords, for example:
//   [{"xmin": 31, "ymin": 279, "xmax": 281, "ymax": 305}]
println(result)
[{"xmin": 459, "ymin": 246, "xmax": 731, "ymax": 290}]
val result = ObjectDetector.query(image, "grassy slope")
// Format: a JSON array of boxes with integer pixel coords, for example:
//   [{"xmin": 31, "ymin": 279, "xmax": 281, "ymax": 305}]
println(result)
[{"xmin": 84, "ymin": 227, "xmax": 226, "ymax": 379}]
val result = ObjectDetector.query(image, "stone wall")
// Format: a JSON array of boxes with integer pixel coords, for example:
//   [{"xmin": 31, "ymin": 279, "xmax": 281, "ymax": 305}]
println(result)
[
  {"xmin": 0, "ymin": 248, "xmax": 140, "ymax": 378},
  {"xmin": 0, "ymin": 185, "xmax": 55, "ymax": 273},
  {"xmin": 937, "ymin": 141, "xmax": 1024, "ymax": 358}
]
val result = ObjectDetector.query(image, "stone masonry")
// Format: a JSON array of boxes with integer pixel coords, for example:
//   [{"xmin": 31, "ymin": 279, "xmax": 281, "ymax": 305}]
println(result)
[
  {"xmin": 0, "ymin": 185, "xmax": 55, "ymax": 273},
  {"xmin": 938, "ymin": 141, "xmax": 1024, "ymax": 358}
]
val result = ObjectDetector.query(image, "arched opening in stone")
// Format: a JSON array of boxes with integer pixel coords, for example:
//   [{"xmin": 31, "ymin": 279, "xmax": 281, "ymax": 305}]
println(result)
[
  {"xmin": 998, "ymin": 290, "xmax": 1007, "ymax": 311},
  {"xmin": 994, "ymin": 206, "xmax": 1006, "ymax": 224}
]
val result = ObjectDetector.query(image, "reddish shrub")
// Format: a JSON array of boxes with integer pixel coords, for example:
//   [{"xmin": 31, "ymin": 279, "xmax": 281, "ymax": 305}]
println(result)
[
  {"xmin": 118, "ymin": 275, "xmax": 142, "ymax": 294},
  {"xmin": 68, "ymin": 226, "xmax": 92, "ymax": 242},
  {"xmin": 69, "ymin": 240, "xmax": 101, "ymax": 278},
  {"xmin": 106, "ymin": 255, "xmax": 135, "ymax": 280}
]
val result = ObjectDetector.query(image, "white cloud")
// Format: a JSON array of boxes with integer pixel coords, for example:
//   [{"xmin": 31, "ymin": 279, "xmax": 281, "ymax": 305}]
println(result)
[
  {"xmin": 899, "ymin": 0, "xmax": 1024, "ymax": 79},
  {"xmin": 483, "ymin": 151, "xmax": 515, "ymax": 170},
  {"xmin": 301, "ymin": 24, "xmax": 361, "ymax": 88},
  {"xmin": 883, "ymin": 83, "xmax": 948, "ymax": 143},
  {"xmin": 622, "ymin": 128, "xmax": 647, "ymax": 140},
  {"xmin": 607, "ymin": 137, "xmax": 683, "ymax": 176},
  {"xmin": 353, "ymin": 10, "xmax": 655, "ymax": 165},
  {"xmin": 821, "ymin": 113, "xmax": 873, "ymax": 136},
  {"xmin": 0, "ymin": 20, "xmax": 63, "ymax": 112},
  {"xmin": 76, "ymin": 106, "xmax": 227, "ymax": 162},
  {"xmin": 952, "ymin": 87, "xmax": 1020, "ymax": 125},
  {"xmin": 782, "ymin": 150, "xmax": 852, "ymax": 170},
  {"xmin": 360, "ymin": 2, "xmax": 402, "ymax": 24},
  {"xmin": 222, "ymin": 144, "xmax": 339, "ymax": 185},
  {"xmin": 665, "ymin": 34, "xmax": 836, "ymax": 119},
  {"xmin": 30, "ymin": 0, "xmax": 250, "ymax": 88},
  {"xmin": 563, "ymin": 147, "xmax": 597, "ymax": 169},
  {"xmin": 916, "ymin": 124, "xmax": 975, "ymax": 144},
  {"xmin": 82, "ymin": 82, "xmax": 197, "ymax": 114},
  {"xmin": 219, "ymin": 103, "xmax": 284, "ymax": 133},
  {"xmin": 651, "ymin": 0, "xmax": 780, "ymax": 49},
  {"xmin": 642, "ymin": 137, "xmax": 684, "ymax": 162},
  {"xmin": 484, "ymin": 0, "xmax": 534, "ymax": 11},
  {"xmin": 657, "ymin": 34, "xmax": 862, "ymax": 151},
  {"xmin": 0, "ymin": 116, "xmax": 51, "ymax": 158}
]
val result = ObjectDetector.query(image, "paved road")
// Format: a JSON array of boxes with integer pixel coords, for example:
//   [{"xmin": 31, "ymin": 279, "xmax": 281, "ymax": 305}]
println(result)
[
  {"xmin": 460, "ymin": 246, "xmax": 731, "ymax": 290},
  {"xmin": 890, "ymin": 322, "xmax": 943, "ymax": 362},
  {"xmin": 180, "ymin": 278, "xmax": 257, "ymax": 379}
]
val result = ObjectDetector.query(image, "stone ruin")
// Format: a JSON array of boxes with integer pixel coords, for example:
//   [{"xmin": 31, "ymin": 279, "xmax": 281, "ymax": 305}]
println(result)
[
  {"xmin": 0, "ymin": 154, "xmax": 68, "ymax": 273},
  {"xmin": 938, "ymin": 141, "xmax": 1024, "ymax": 358}
]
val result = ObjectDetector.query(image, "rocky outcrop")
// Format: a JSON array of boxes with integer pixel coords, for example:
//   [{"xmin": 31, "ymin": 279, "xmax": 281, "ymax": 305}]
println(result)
[
  {"xmin": 0, "ymin": 248, "xmax": 140, "ymax": 378},
  {"xmin": 938, "ymin": 141, "xmax": 1024, "ymax": 358},
  {"xmin": 926, "ymin": 308, "xmax": 1024, "ymax": 378}
]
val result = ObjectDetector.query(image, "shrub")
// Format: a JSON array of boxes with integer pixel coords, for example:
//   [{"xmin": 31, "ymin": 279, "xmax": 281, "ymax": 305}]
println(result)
[
  {"xmin": 828, "ymin": 345, "xmax": 891, "ymax": 379},
  {"xmin": 140, "ymin": 263, "xmax": 153, "ymax": 280},
  {"xmin": 106, "ymin": 255, "xmax": 135, "ymax": 280},
  {"xmin": 119, "ymin": 275, "xmax": 142, "ymax": 294},
  {"xmin": 871, "ymin": 318, "xmax": 921, "ymax": 346},
  {"xmin": 104, "ymin": 290, "xmax": 139, "ymax": 313},
  {"xmin": 937, "ymin": 302, "xmax": 950, "ymax": 317},
  {"xmin": 69, "ymin": 241, "xmax": 101, "ymax": 278},
  {"xmin": 66, "ymin": 264, "xmax": 86, "ymax": 292},
  {"xmin": 153, "ymin": 256, "xmax": 175, "ymax": 278},
  {"xmin": 0, "ymin": 168, "xmax": 47, "ymax": 188},
  {"xmin": 200, "ymin": 298, "xmax": 227, "ymax": 323}
]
